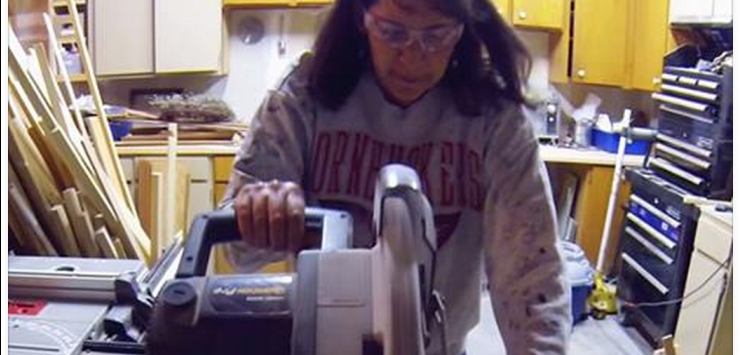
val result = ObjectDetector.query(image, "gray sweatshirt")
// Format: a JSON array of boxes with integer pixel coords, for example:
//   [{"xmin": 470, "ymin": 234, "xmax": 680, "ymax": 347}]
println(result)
[{"xmin": 220, "ymin": 59, "xmax": 571, "ymax": 355}]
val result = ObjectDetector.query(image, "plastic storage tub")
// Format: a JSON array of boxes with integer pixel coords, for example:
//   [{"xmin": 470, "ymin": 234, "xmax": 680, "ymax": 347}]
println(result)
[
  {"xmin": 591, "ymin": 128, "xmax": 650, "ymax": 155},
  {"xmin": 562, "ymin": 241, "xmax": 594, "ymax": 324},
  {"xmin": 108, "ymin": 120, "xmax": 132, "ymax": 141}
]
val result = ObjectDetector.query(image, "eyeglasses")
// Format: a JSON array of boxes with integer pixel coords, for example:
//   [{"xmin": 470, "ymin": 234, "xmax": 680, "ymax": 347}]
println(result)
[{"xmin": 363, "ymin": 12, "xmax": 464, "ymax": 53}]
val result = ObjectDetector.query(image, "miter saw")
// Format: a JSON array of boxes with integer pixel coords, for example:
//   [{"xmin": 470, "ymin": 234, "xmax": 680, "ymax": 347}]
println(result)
[{"xmin": 9, "ymin": 164, "xmax": 447, "ymax": 355}]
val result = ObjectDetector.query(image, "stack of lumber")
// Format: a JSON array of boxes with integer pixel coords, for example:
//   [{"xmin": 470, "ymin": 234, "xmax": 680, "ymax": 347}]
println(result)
[{"xmin": 7, "ymin": 3, "xmax": 154, "ymax": 265}]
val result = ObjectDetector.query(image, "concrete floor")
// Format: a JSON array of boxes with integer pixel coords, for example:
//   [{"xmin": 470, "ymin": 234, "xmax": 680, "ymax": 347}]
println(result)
[{"xmin": 466, "ymin": 292, "xmax": 654, "ymax": 355}]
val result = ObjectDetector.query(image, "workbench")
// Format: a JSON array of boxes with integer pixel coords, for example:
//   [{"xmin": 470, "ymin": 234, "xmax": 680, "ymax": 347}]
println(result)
[
  {"xmin": 541, "ymin": 145, "xmax": 646, "ymax": 274},
  {"xmin": 116, "ymin": 143, "xmax": 646, "ymax": 275}
]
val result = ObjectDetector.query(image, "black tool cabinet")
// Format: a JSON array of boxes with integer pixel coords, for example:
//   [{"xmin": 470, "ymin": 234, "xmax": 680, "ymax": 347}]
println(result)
[
  {"xmin": 616, "ymin": 64, "xmax": 731, "ymax": 348},
  {"xmin": 649, "ymin": 66, "xmax": 732, "ymax": 200},
  {"xmin": 617, "ymin": 169, "xmax": 699, "ymax": 347}
]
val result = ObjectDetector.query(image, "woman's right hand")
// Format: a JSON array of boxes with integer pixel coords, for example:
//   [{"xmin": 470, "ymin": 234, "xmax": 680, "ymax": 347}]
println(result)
[{"xmin": 234, "ymin": 180, "xmax": 305, "ymax": 252}]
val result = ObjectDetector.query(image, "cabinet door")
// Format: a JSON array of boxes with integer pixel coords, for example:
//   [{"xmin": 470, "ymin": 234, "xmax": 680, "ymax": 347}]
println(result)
[
  {"xmin": 628, "ymin": 0, "xmax": 669, "ymax": 91},
  {"xmin": 512, "ymin": 0, "xmax": 565, "ymax": 31},
  {"xmin": 491, "ymin": 0, "xmax": 512, "ymax": 23},
  {"xmin": 571, "ymin": 0, "xmax": 629, "ymax": 87},
  {"xmin": 92, "ymin": 0, "xmax": 154, "ymax": 75},
  {"xmin": 154, "ymin": 0, "xmax": 222, "ymax": 73}
]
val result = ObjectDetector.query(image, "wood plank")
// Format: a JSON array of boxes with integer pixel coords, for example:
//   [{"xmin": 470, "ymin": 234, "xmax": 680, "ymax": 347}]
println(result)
[
  {"xmin": 48, "ymin": 205, "xmax": 83, "ymax": 257},
  {"xmin": 137, "ymin": 160, "xmax": 154, "ymax": 237},
  {"xmin": 9, "ymin": 185, "xmax": 58, "ymax": 256},
  {"xmin": 43, "ymin": 13, "xmax": 87, "ymax": 135},
  {"xmin": 112, "ymin": 238, "xmax": 128, "ymax": 259},
  {"xmin": 63, "ymin": 188, "xmax": 101, "ymax": 257},
  {"xmin": 10, "ymin": 40, "xmax": 151, "ymax": 261},
  {"xmin": 95, "ymin": 227, "xmax": 119, "ymax": 258},
  {"xmin": 66, "ymin": 0, "xmax": 138, "ymax": 215},
  {"xmin": 150, "ymin": 172, "xmax": 164, "ymax": 260},
  {"xmin": 164, "ymin": 123, "xmax": 178, "ymax": 250}
]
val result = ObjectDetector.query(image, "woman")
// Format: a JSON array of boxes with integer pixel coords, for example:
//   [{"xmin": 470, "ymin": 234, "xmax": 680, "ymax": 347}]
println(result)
[{"xmin": 221, "ymin": 0, "xmax": 571, "ymax": 353}]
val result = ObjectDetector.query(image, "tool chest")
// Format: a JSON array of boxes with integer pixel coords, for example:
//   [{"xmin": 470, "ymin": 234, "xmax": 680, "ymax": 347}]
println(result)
[
  {"xmin": 649, "ymin": 66, "xmax": 733, "ymax": 199},
  {"xmin": 617, "ymin": 169, "xmax": 700, "ymax": 348}
]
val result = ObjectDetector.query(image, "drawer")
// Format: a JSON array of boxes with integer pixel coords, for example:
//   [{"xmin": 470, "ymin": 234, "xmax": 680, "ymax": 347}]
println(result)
[
  {"xmin": 625, "ymin": 213, "xmax": 677, "ymax": 254},
  {"xmin": 629, "ymin": 194, "xmax": 681, "ymax": 243},
  {"xmin": 694, "ymin": 206, "xmax": 733, "ymax": 263},
  {"xmin": 213, "ymin": 156, "xmax": 235, "ymax": 183},
  {"xmin": 622, "ymin": 230, "xmax": 677, "ymax": 289},
  {"xmin": 619, "ymin": 252, "xmax": 671, "ymax": 326}
]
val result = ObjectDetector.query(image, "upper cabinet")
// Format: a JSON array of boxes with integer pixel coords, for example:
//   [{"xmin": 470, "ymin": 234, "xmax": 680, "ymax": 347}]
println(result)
[
  {"xmin": 551, "ymin": 0, "xmax": 670, "ymax": 91},
  {"xmin": 670, "ymin": 0, "xmax": 732, "ymax": 26},
  {"xmin": 491, "ymin": 0, "xmax": 512, "ymax": 22},
  {"xmin": 512, "ymin": 0, "xmax": 566, "ymax": 31},
  {"xmin": 91, "ymin": 0, "xmax": 224, "ymax": 77},
  {"xmin": 492, "ymin": 0, "xmax": 566, "ymax": 31},
  {"xmin": 570, "ymin": 0, "xmax": 630, "ymax": 86}
]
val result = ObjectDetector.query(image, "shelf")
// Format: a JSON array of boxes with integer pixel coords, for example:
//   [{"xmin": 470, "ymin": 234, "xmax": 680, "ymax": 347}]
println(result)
[{"xmin": 53, "ymin": 0, "xmax": 86, "ymax": 7}]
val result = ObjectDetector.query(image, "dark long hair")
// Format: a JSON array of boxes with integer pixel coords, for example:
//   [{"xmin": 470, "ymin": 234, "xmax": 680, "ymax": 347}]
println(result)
[{"xmin": 307, "ymin": 0, "xmax": 532, "ymax": 116}]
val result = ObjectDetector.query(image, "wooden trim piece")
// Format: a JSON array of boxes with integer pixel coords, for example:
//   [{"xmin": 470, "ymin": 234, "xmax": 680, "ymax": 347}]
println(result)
[
  {"xmin": 113, "ymin": 238, "xmax": 128, "ymax": 259},
  {"xmin": 66, "ymin": 0, "xmax": 137, "ymax": 215},
  {"xmin": 63, "ymin": 188, "xmax": 100, "ymax": 257},
  {"xmin": 150, "ymin": 172, "xmax": 164, "ymax": 260},
  {"xmin": 48, "ymin": 205, "xmax": 83, "ymax": 256},
  {"xmin": 9, "ymin": 185, "xmax": 58, "ymax": 256},
  {"xmin": 164, "ymin": 123, "xmax": 178, "ymax": 251},
  {"xmin": 95, "ymin": 227, "xmax": 119, "ymax": 258},
  {"xmin": 43, "ymin": 13, "xmax": 87, "ymax": 135}
]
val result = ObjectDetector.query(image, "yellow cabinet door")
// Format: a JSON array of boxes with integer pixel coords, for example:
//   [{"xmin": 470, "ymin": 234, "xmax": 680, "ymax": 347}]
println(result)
[
  {"xmin": 491, "ymin": 0, "xmax": 512, "ymax": 23},
  {"xmin": 512, "ymin": 0, "xmax": 566, "ymax": 31},
  {"xmin": 627, "ymin": 0, "xmax": 670, "ymax": 91},
  {"xmin": 571, "ymin": 0, "xmax": 630, "ymax": 87}
]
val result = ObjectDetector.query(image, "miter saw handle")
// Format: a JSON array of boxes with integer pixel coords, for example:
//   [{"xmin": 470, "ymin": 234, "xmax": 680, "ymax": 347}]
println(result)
[{"xmin": 176, "ymin": 207, "xmax": 352, "ymax": 278}]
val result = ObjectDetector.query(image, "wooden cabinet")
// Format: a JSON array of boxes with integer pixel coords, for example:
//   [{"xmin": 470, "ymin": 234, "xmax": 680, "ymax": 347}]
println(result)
[
  {"xmin": 551, "ymin": 0, "xmax": 670, "ymax": 91},
  {"xmin": 91, "ymin": 0, "xmax": 223, "ymax": 76},
  {"xmin": 490, "ymin": 0, "xmax": 565, "ymax": 31},
  {"xmin": 491, "ymin": 0, "xmax": 511, "ymax": 22},
  {"xmin": 213, "ymin": 155, "xmax": 234, "ymax": 205},
  {"xmin": 570, "ymin": 0, "xmax": 630, "ymax": 87},
  {"xmin": 628, "ymin": 0, "xmax": 670, "ymax": 91},
  {"xmin": 512, "ymin": 0, "xmax": 566, "ymax": 31}
]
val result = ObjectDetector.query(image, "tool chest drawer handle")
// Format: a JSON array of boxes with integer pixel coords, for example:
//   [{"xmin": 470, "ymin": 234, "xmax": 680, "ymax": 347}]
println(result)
[
  {"xmin": 630, "ymin": 195, "xmax": 681, "ymax": 229},
  {"xmin": 622, "ymin": 253, "xmax": 669, "ymax": 295},
  {"xmin": 626, "ymin": 213, "xmax": 676, "ymax": 250},
  {"xmin": 625, "ymin": 226, "xmax": 674, "ymax": 265},
  {"xmin": 649, "ymin": 157, "xmax": 704, "ymax": 187}
]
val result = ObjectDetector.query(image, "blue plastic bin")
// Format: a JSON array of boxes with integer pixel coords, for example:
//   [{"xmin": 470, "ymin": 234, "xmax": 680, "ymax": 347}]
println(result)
[
  {"xmin": 108, "ymin": 120, "xmax": 132, "ymax": 141},
  {"xmin": 591, "ymin": 128, "xmax": 650, "ymax": 155},
  {"xmin": 562, "ymin": 241, "xmax": 594, "ymax": 324}
]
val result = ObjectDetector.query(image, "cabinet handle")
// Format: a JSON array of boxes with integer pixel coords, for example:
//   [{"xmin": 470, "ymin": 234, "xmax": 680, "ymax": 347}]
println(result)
[
  {"xmin": 518, "ymin": 11, "xmax": 527, "ymax": 20},
  {"xmin": 577, "ymin": 69, "xmax": 586, "ymax": 78}
]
